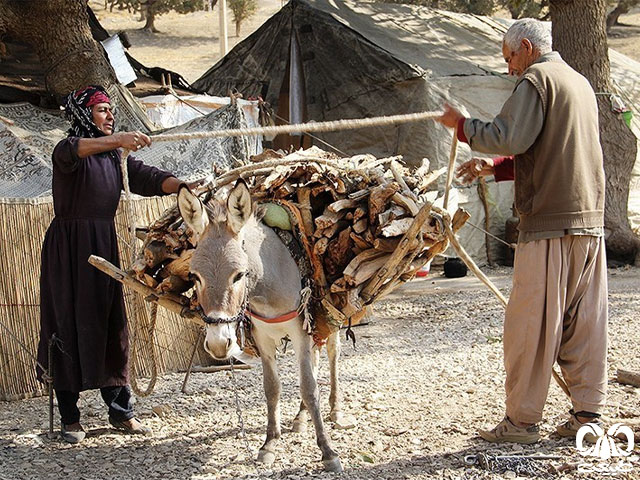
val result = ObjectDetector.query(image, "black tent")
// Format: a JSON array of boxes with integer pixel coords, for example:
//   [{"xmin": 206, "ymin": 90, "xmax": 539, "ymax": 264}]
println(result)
[{"xmin": 192, "ymin": 0, "xmax": 443, "ymax": 164}]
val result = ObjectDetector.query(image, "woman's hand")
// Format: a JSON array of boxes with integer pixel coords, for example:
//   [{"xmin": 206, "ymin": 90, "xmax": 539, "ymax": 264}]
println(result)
[
  {"xmin": 116, "ymin": 131, "xmax": 152, "ymax": 152},
  {"xmin": 456, "ymin": 157, "xmax": 495, "ymax": 184}
]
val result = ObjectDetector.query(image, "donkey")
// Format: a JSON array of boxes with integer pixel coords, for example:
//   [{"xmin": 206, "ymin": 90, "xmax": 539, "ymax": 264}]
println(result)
[{"xmin": 178, "ymin": 181, "xmax": 343, "ymax": 472}]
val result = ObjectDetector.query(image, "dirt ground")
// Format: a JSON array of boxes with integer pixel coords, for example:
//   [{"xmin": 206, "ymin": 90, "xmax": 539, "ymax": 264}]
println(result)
[{"xmin": 0, "ymin": 265, "xmax": 639, "ymax": 480}]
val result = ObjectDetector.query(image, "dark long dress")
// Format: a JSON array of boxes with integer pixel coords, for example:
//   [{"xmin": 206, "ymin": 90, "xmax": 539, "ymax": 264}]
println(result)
[{"xmin": 36, "ymin": 137, "xmax": 173, "ymax": 392}]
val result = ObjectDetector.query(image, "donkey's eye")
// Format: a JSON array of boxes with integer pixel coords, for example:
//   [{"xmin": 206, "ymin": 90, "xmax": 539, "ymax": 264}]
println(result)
[{"xmin": 233, "ymin": 272, "xmax": 246, "ymax": 284}]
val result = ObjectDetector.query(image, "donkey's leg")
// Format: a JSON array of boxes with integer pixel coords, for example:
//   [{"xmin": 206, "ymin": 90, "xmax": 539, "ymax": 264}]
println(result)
[
  {"xmin": 326, "ymin": 331, "xmax": 342, "ymax": 422},
  {"xmin": 256, "ymin": 337, "xmax": 281, "ymax": 465},
  {"xmin": 292, "ymin": 344, "xmax": 320, "ymax": 433},
  {"xmin": 292, "ymin": 332, "xmax": 342, "ymax": 472}
]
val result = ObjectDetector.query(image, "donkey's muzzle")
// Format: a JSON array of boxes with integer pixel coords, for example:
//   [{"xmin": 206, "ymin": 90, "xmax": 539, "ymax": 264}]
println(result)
[{"xmin": 204, "ymin": 337, "xmax": 235, "ymax": 360}]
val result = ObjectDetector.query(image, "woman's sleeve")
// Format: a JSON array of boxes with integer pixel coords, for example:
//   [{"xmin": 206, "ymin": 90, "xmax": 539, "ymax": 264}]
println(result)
[
  {"xmin": 52, "ymin": 137, "xmax": 82, "ymax": 174},
  {"xmin": 126, "ymin": 155, "xmax": 175, "ymax": 197}
]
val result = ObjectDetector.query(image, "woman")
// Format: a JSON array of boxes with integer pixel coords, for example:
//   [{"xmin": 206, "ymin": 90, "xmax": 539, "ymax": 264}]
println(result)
[{"xmin": 36, "ymin": 85, "xmax": 188, "ymax": 443}]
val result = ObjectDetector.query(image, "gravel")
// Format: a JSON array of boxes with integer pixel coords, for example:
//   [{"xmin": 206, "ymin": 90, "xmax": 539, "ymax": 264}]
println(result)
[{"xmin": 1, "ymin": 266, "xmax": 639, "ymax": 480}]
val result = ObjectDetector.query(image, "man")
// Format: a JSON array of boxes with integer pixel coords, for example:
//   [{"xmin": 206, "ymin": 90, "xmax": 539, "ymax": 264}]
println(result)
[
  {"xmin": 37, "ymin": 86, "xmax": 192, "ymax": 443},
  {"xmin": 435, "ymin": 19, "xmax": 608, "ymax": 444}
]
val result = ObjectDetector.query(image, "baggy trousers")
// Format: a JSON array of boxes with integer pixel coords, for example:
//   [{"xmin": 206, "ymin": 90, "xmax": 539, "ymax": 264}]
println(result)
[
  {"xmin": 56, "ymin": 386, "xmax": 135, "ymax": 425},
  {"xmin": 504, "ymin": 235, "xmax": 608, "ymax": 424}
]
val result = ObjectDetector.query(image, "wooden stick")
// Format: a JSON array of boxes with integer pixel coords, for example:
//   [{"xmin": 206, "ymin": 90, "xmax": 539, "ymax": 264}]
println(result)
[
  {"xmin": 88, "ymin": 255, "xmax": 204, "ymax": 326},
  {"xmin": 432, "ymin": 206, "xmax": 572, "ymax": 398},
  {"xmin": 360, "ymin": 202, "xmax": 432, "ymax": 302},
  {"xmin": 181, "ymin": 329, "xmax": 204, "ymax": 393},
  {"xmin": 297, "ymin": 187, "xmax": 315, "ymax": 236},
  {"xmin": 435, "ymin": 206, "xmax": 508, "ymax": 306},
  {"xmin": 443, "ymin": 127, "xmax": 459, "ymax": 211},
  {"xmin": 390, "ymin": 160, "xmax": 417, "ymax": 200},
  {"xmin": 478, "ymin": 177, "xmax": 493, "ymax": 266},
  {"xmin": 189, "ymin": 364, "xmax": 252, "ymax": 373}
]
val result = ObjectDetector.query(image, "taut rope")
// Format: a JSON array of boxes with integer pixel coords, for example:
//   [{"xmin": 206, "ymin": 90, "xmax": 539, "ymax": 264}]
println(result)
[{"xmin": 150, "ymin": 110, "xmax": 443, "ymax": 143}]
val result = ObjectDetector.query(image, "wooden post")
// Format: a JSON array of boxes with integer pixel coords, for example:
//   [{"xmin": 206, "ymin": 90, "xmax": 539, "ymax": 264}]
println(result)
[
  {"xmin": 443, "ymin": 127, "xmax": 459, "ymax": 211},
  {"xmin": 219, "ymin": 0, "xmax": 228, "ymax": 57}
]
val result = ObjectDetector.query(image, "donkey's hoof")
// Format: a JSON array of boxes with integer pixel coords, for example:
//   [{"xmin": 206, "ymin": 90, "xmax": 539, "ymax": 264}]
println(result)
[
  {"xmin": 322, "ymin": 456, "xmax": 343, "ymax": 472},
  {"xmin": 292, "ymin": 419, "xmax": 308, "ymax": 433},
  {"xmin": 257, "ymin": 449, "xmax": 276, "ymax": 465}
]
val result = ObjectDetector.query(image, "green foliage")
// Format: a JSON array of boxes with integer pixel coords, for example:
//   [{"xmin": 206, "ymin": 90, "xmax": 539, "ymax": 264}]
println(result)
[
  {"xmin": 111, "ymin": 0, "xmax": 205, "ymax": 17},
  {"xmin": 502, "ymin": 0, "xmax": 547, "ymax": 19},
  {"xmin": 228, "ymin": 0, "xmax": 257, "ymax": 35},
  {"xmin": 228, "ymin": 0, "xmax": 257, "ymax": 23}
]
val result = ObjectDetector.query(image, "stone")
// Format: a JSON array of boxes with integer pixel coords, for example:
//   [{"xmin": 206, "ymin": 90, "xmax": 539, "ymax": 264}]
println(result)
[{"xmin": 152, "ymin": 404, "xmax": 173, "ymax": 418}]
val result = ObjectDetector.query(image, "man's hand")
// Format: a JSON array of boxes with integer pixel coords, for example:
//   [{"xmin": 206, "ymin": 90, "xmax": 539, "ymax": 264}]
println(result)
[
  {"xmin": 456, "ymin": 157, "xmax": 495, "ymax": 184},
  {"xmin": 116, "ymin": 131, "xmax": 152, "ymax": 152},
  {"xmin": 435, "ymin": 103, "xmax": 464, "ymax": 129}
]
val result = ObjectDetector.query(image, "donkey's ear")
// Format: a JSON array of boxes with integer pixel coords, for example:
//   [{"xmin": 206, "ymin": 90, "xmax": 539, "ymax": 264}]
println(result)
[
  {"xmin": 227, "ymin": 179, "xmax": 252, "ymax": 235},
  {"xmin": 178, "ymin": 185, "xmax": 209, "ymax": 238}
]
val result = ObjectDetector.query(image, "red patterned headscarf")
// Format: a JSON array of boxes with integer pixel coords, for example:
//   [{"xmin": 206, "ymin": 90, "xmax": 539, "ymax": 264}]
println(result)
[{"xmin": 63, "ymin": 85, "xmax": 113, "ymax": 138}]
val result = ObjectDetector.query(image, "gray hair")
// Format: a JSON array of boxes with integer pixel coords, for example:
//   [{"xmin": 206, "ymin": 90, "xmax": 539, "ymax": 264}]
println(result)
[{"xmin": 503, "ymin": 18, "xmax": 552, "ymax": 54}]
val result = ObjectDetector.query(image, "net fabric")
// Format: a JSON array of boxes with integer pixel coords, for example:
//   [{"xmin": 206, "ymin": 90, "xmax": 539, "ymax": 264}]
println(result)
[{"xmin": 0, "ymin": 98, "xmax": 258, "ymax": 199}]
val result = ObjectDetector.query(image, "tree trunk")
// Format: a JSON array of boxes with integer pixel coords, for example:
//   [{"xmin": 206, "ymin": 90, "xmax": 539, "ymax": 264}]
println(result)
[
  {"xmin": 235, "ymin": 19, "xmax": 241, "ymax": 37},
  {"xmin": 143, "ymin": 9, "xmax": 159, "ymax": 32},
  {"xmin": 607, "ymin": 6, "xmax": 625, "ymax": 30},
  {"xmin": 551, "ymin": 0, "xmax": 640, "ymax": 264},
  {"xmin": 0, "ymin": 0, "xmax": 116, "ymax": 99},
  {"xmin": 606, "ymin": 0, "xmax": 639, "ymax": 31}
]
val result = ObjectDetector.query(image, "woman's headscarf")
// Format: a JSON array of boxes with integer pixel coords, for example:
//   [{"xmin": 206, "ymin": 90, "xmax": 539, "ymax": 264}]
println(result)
[{"xmin": 63, "ymin": 85, "xmax": 113, "ymax": 138}]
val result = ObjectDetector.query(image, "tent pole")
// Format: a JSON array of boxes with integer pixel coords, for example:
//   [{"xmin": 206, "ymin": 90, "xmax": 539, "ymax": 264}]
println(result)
[{"xmin": 219, "ymin": 0, "xmax": 228, "ymax": 57}]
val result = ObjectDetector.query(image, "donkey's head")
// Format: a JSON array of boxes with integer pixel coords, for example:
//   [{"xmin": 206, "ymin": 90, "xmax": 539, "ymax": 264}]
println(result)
[{"xmin": 178, "ymin": 181, "xmax": 256, "ymax": 360}]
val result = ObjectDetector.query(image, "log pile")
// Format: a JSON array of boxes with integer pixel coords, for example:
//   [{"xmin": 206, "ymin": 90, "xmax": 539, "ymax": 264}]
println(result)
[{"xmin": 130, "ymin": 147, "xmax": 466, "ymax": 333}]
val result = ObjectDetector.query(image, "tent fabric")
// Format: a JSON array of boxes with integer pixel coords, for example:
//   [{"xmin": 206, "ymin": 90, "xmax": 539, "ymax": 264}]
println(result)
[
  {"xmin": 139, "ymin": 94, "xmax": 261, "ymax": 130},
  {"xmin": 191, "ymin": 0, "xmax": 515, "ymax": 169}
]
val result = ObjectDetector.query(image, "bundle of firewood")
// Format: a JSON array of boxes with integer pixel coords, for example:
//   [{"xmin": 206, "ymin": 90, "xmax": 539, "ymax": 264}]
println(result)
[{"xmin": 131, "ymin": 147, "xmax": 463, "ymax": 327}]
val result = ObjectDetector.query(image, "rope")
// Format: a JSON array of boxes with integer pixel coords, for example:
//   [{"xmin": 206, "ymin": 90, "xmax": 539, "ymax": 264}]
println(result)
[
  {"xmin": 272, "ymin": 112, "xmax": 350, "ymax": 157},
  {"xmin": 150, "ymin": 110, "xmax": 443, "ymax": 143},
  {"xmin": 465, "ymin": 220, "xmax": 515, "ymax": 249}
]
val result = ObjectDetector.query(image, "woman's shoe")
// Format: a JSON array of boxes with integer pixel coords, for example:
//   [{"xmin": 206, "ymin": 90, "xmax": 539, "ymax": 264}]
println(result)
[{"xmin": 61, "ymin": 422, "xmax": 86, "ymax": 444}]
